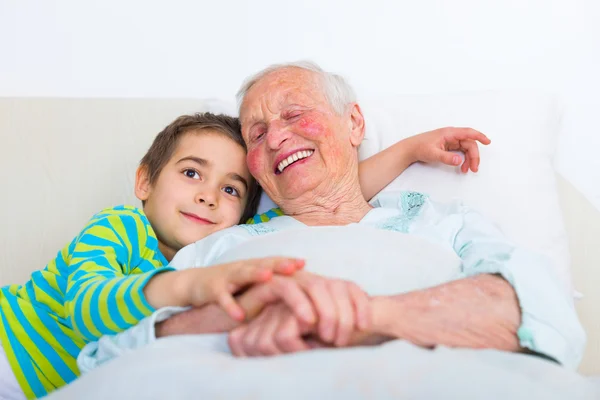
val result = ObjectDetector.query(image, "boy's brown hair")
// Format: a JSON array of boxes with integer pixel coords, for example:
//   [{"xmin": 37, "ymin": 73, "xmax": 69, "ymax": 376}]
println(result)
[{"xmin": 140, "ymin": 112, "xmax": 262, "ymax": 223}]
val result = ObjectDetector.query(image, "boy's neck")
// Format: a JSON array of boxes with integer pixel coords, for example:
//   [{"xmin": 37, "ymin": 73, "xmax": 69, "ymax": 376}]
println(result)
[{"xmin": 158, "ymin": 242, "xmax": 175, "ymax": 262}]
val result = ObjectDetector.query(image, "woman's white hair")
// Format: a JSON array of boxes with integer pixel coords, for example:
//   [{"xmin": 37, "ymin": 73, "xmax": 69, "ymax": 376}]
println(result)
[{"xmin": 236, "ymin": 61, "xmax": 357, "ymax": 115}]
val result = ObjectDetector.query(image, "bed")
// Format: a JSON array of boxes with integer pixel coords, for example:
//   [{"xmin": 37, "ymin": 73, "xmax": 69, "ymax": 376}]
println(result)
[{"xmin": 0, "ymin": 92, "xmax": 598, "ymax": 398}]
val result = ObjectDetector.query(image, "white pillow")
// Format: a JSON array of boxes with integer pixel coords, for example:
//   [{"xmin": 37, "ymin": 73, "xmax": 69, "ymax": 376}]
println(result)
[{"xmin": 358, "ymin": 91, "xmax": 571, "ymax": 294}]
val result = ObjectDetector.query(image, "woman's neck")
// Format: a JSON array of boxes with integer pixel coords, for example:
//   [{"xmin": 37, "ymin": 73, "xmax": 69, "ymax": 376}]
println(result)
[{"xmin": 280, "ymin": 175, "xmax": 373, "ymax": 226}]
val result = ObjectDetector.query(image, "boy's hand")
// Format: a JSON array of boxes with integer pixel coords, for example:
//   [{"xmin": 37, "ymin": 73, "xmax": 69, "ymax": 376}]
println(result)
[
  {"xmin": 408, "ymin": 127, "xmax": 491, "ymax": 173},
  {"xmin": 192, "ymin": 257, "xmax": 305, "ymax": 321},
  {"xmin": 144, "ymin": 257, "xmax": 305, "ymax": 321}
]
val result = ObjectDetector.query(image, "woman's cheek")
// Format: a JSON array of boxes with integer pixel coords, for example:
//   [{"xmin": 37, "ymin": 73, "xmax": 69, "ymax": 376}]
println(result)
[
  {"xmin": 298, "ymin": 117, "xmax": 326, "ymax": 138},
  {"xmin": 246, "ymin": 149, "xmax": 263, "ymax": 177}
]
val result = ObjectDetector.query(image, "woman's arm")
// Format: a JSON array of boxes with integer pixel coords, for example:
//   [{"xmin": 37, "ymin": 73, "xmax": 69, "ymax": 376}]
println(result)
[
  {"xmin": 357, "ymin": 127, "xmax": 491, "ymax": 201},
  {"xmin": 368, "ymin": 274, "xmax": 521, "ymax": 351}
]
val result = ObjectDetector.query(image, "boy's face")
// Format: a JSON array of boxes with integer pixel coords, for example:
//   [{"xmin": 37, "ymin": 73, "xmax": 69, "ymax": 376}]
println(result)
[{"xmin": 136, "ymin": 131, "xmax": 252, "ymax": 260}]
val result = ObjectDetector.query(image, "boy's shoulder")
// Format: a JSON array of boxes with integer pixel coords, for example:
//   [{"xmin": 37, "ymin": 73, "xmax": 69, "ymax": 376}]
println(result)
[{"xmin": 83, "ymin": 205, "xmax": 151, "ymax": 232}]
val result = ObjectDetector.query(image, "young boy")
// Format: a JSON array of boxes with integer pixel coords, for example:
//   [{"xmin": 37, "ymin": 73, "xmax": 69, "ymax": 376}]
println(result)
[
  {"xmin": 0, "ymin": 113, "xmax": 305, "ymax": 400},
  {"xmin": 0, "ymin": 112, "xmax": 488, "ymax": 399}
]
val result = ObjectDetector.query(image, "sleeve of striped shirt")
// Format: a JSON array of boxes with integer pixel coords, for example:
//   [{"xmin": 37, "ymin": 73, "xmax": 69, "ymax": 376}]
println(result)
[{"xmin": 64, "ymin": 211, "xmax": 173, "ymax": 342}]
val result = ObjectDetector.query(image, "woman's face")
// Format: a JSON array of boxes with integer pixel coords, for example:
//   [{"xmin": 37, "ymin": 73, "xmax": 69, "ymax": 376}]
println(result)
[{"xmin": 239, "ymin": 68, "xmax": 364, "ymax": 206}]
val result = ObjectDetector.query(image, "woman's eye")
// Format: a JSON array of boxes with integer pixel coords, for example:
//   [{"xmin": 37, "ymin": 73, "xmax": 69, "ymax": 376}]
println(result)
[
  {"xmin": 222, "ymin": 186, "xmax": 239, "ymax": 197},
  {"xmin": 253, "ymin": 131, "xmax": 266, "ymax": 142},
  {"xmin": 285, "ymin": 112, "xmax": 302, "ymax": 120},
  {"xmin": 183, "ymin": 169, "xmax": 200, "ymax": 180}
]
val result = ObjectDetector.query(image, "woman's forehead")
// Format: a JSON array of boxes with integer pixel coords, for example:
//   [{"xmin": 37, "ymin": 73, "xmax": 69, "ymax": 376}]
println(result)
[{"xmin": 241, "ymin": 76, "xmax": 327, "ymax": 124}]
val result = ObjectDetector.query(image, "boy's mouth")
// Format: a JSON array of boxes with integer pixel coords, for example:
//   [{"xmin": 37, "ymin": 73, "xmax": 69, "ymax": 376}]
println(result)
[{"xmin": 181, "ymin": 212, "xmax": 216, "ymax": 225}]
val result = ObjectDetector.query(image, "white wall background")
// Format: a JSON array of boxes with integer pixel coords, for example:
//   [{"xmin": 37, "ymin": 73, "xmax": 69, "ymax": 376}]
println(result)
[{"xmin": 1, "ymin": 0, "xmax": 599, "ymax": 209}]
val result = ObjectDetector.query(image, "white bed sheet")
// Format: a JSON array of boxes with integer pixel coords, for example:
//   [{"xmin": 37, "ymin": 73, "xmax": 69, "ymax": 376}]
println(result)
[{"xmin": 48, "ymin": 335, "xmax": 598, "ymax": 400}]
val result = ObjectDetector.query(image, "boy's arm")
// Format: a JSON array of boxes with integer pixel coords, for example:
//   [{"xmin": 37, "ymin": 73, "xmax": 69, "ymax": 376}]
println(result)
[
  {"xmin": 358, "ymin": 127, "xmax": 491, "ymax": 201},
  {"xmin": 65, "ymin": 211, "xmax": 174, "ymax": 342},
  {"xmin": 358, "ymin": 137, "xmax": 416, "ymax": 201}
]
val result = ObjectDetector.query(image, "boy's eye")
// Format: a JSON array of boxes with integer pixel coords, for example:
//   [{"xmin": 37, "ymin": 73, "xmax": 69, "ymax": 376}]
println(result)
[
  {"xmin": 183, "ymin": 169, "xmax": 200, "ymax": 180},
  {"xmin": 222, "ymin": 186, "xmax": 239, "ymax": 197}
]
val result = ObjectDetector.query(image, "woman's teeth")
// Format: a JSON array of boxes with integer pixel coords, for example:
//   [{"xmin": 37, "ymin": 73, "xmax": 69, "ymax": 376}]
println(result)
[{"xmin": 277, "ymin": 150, "xmax": 314, "ymax": 173}]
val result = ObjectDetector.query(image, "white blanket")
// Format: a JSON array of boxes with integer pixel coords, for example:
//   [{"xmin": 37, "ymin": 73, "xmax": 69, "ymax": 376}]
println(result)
[
  {"xmin": 51, "ymin": 335, "xmax": 598, "ymax": 399},
  {"xmin": 69, "ymin": 222, "xmax": 593, "ymax": 399}
]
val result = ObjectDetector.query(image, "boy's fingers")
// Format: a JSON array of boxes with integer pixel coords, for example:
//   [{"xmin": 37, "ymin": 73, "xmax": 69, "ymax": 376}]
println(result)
[
  {"xmin": 230, "ymin": 266, "xmax": 273, "ymax": 287},
  {"xmin": 237, "ymin": 278, "xmax": 315, "ymax": 324},
  {"xmin": 448, "ymin": 128, "xmax": 491, "ymax": 145},
  {"xmin": 435, "ymin": 149, "xmax": 462, "ymax": 166},
  {"xmin": 258, "ymin": 257, "xmax": 305, "ymax": 273},
  {"xmin": 217, "ymin": 292, "xmax": 245, "ymax": 322},
  {"xmin": 272, "ymin": 259, "xmax": 306, "ymax": 275},
  {"xmin": 238, "ymin": 284, "xmax": 278, "ymax": 319}
]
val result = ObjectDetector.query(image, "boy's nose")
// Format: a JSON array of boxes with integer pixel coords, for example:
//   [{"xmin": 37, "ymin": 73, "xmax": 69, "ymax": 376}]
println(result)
[{"xmin": 196, "ymin": 190, "xmax": 218, "ymax": 208}]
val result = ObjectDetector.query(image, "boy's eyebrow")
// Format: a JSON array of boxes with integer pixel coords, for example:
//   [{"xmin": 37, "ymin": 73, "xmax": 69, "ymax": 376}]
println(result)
[
  {"xmin": 176, "ymin": 156, "xmax": 210, "ymax": 167},
  {"xmin": 227, "ymin": 173, "xmax": 248, "ymax": 191}
]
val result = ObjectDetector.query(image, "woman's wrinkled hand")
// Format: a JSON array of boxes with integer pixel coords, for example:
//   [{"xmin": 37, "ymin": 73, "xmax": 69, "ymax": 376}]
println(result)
[{"xmin": 229, "ymin": 271, "xmax": 372, "ymax": 356}]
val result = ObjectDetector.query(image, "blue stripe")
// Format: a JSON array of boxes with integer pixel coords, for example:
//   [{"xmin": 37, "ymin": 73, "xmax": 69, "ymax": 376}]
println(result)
[
  {"xmin": 30, "ymin": 274, "xmax": 62, "ymax": 305},
  {"xmin": 122, "ymin": 276, "xmax": 149, "ymax": 321},
  {"xmin": 53, "ymin": 258, "xmax": 69, "ymax": 295},
  {"xmin": 1, "ymin": 307, "xmax": 47, "ymax": 398},
  {"xmin": 70, "ymin": 281, "xmax": 100, "ymax": 341},
  {"xmin": 266, "ymin": 209, "xmax": 278, "ymax": 219},
  {"xmin": 86, "ymin": 280, "xmax": 115, "ymax": 337},
  {"xmin": 71, "ymin": 249, "xmax": 110, "ymax": 259},
  {"xmin": 53, "ymin": 248, "xmax": 71, "ymax": 277},
  {"xmin": 70, "ymin": 267, "xmax": 118, "ymax": 282},
  {"xmin": 253, "ymin": 215, "xmax": 262, "ymax": 224},
  {"xmin": 4, "ymin": 294, "xmax": 78, "ymax": 385},
  {"xmin": 24, "ymin": 282, "xmax": 55, "ymax": 318},
  {"xmin": 23, "ymin": 296, "xmax": 82, "ymax": 359},
  {"xmin": 136, "ymin": 258, "xmax": 165, "ymax": 273},
  {"xmin": 68, "ymin": 268, "xmax": 116, "ymax": 285},
  {"xmin": 120, "ymin": 215, "xmax": 141, "ymax": 268},
  {"xmin": 94, "ymin": 217, "xmax": 130, "ymax": 255},
  {"xmin": 104, "ymin": 281, "xmax": 131, "ymax": 332},
  {"xmin": 69, "ymin": 255, "xmax": 121, "ymax": 276},
  {"xmin": 76, "ymin": 230, "xmax": 127, "ymax": 264}
]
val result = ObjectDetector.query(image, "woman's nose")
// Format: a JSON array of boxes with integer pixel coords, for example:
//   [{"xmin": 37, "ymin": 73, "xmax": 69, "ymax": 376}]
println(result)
[{"xmin": 266, "ymin": 121, "xmax": 292, "ymax": 150}]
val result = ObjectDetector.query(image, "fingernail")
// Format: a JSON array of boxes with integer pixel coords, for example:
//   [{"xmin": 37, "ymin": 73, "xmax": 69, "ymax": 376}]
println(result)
[{"xmin": 453, "ymin": 155, "xmax": 460, "ymax": 165}]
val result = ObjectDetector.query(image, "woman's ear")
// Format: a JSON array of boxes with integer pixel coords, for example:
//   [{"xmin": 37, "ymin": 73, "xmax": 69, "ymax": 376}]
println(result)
[
  {"xmin": 348, "ymin": 103, "xmax": 366, "ymax": 147},
  {"xmin": 134, "ymin": 165, "xmax": 152, "ymax": 202}
]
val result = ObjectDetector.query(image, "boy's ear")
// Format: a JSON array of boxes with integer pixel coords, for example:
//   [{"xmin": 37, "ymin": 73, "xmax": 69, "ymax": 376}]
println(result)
[
  {"xmin": 348, "ymin": 103, "xmax": 365, "ymax": 148},
  {"xmin": 134, "ymin": 165, "xmax": 152, "ymax": 202}
]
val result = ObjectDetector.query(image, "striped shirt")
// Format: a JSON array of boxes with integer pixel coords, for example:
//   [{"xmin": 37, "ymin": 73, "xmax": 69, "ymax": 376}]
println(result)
[
  {"xmin": 0, "ymin": 205, "xmax": 172, "ymax": 399},
  {"xmin": 246, "ymin": 208, "xmax": 284, "ymax": 224}
]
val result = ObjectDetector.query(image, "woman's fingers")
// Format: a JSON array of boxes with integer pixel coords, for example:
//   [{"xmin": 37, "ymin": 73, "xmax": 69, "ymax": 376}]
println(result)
[
  {"xmin": 348, "ymin": 283, "xmax": 371, "ymax": 331},
  {"xmin": 296, "ymin": 274, "xmax": 337, "ymax": 343},
  {"xmin": 330, "ymin": 281, "xmax": 355, "ymax": 347}
]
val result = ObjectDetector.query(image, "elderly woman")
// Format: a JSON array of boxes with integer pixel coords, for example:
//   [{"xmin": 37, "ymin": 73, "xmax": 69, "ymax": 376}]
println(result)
[{"xmin": 79, "ymin": 62, "xmax": 584, "ymax": 374}]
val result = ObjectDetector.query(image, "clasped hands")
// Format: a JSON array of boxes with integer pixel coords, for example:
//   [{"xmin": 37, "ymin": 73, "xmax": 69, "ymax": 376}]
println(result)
[{"xmin": 157, "ymin": 269, "xmax": 388, "ymax": 357}]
